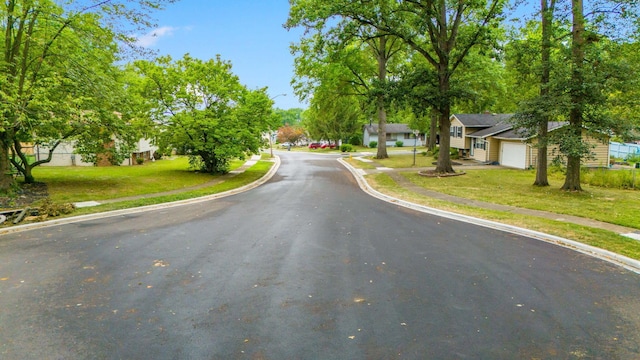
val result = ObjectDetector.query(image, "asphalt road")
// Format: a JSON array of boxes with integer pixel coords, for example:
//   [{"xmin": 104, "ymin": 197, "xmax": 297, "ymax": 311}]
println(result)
[{"xmin": 1, "ymin": 151, "xmax": 639, "ymax": 359}]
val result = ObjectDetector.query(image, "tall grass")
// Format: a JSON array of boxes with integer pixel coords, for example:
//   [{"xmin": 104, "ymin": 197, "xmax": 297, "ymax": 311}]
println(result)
[{"xmin": 582, "ymin": 167, "xmax": 639, "ymax": 189}]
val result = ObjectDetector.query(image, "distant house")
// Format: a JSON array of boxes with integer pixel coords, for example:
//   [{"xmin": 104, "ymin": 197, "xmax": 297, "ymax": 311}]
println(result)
[
  {"xmin": 363, "ymin": 123, "xmax": 423, "ymax": 147},
  {"xmin": 34, "ymin": 138, "xmax": 157, "ymax": 166},
  {"xmin": 450, "ymin": 113, "xmax": 610, "ymax": 169}
]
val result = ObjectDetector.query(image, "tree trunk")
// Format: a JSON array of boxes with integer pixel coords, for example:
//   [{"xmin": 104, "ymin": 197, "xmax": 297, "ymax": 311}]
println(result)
[
  {"xmin": 428, "ymin": 110, "xmax": 437, "ymax": 153},
  {"xmin": 375, "ymin": 36, "xmax": 389, "ymax": 159},
  {"xmin": 434, "ymin": 111, "xmax": 454, "ymax": 173},
  {"xmin": 434, "ymin": 60, "xmax": 454, "ymax": 173},
  {"xmin": 0, "ymin": 142, "xmax": 14, "ymax": 191},
  {"xmin": 534, "ymin": 0, "xmax": 554, "ymax": 187},
  {"xmin": 375, "ymin": 96, "xmax": 388, "ymax": 159},
  {"xmin": 562, "ymin": 0, "xmax": 584, "ymax": 191},
  {"xmin": 534, "ymin": 123, "xmax": 549, "ymax": 186}
]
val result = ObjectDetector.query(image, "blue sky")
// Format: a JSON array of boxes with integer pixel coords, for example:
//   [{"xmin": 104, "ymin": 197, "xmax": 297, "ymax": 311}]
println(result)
[{"xmin": 135, "ymin": 0, "xmax": 305, "ymax": 110}]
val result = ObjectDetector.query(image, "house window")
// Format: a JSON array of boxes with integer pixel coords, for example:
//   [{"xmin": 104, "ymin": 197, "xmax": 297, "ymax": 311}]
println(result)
[
  {"xmin": 450, "ymin": 126, "xmax": 462, "ymax": 138},
  {"xmin": 457, "ymin": 126, "xmax": 462, "ymax": 138},
  {"xmin": 386, "ymin": 133, "xmax": 397, "ymax": 141},
  {"xmin": 473, "ymin": 139, "xmax": 486, "ymax": 150},
  {"xmin": 404, "ymin": 133, "xmax": 413, "ymax": 139}
]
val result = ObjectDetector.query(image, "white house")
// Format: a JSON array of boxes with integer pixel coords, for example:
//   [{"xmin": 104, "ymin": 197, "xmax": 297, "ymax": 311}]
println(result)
[
  {"xmin": 34, "ymin": 138, "xmax": 157, "ymax": 166},
  {"xmin": 363, "ymin": 123, "xmax": 424, "ymax": 147}
]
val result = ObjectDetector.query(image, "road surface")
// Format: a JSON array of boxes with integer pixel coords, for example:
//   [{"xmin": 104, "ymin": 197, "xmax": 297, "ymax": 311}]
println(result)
[{"xmin": 1, "ymin": 152, "xmax": 639, "ymax": 359}]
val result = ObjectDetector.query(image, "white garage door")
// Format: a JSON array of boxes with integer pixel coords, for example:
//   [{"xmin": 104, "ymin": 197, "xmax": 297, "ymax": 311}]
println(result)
[{"xmin": 500, "ymin": 142, "xmax": 527, "ymax": 169}]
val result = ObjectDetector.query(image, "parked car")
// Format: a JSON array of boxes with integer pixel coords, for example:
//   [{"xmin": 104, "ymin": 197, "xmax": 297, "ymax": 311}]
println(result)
[
  {"xmin": 321, "ymin": 143, "xmax": 336, "ymax": 149},
  {"xmin": 280, "ymin": 142, "xmax": 292, "ymax": 148},
  {"xmin": 308, "ymin": 142, "xmax": 322, "ymax": 149}
]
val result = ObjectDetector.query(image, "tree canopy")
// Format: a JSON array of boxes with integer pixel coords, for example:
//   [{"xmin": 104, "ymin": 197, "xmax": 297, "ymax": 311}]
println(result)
[
  {"xmin": 133, "ymin": 54, "xmax": 276, "ymax": 174},
  {"xmin": 0, "ymin": 0, "xmax": 175, "ymax": 190}
]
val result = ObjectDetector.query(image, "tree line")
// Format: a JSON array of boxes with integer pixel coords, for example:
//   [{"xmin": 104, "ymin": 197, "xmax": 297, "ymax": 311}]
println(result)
[{"xmin": 286, "ymin": 0, "xmax": 640, "ymax": 190}]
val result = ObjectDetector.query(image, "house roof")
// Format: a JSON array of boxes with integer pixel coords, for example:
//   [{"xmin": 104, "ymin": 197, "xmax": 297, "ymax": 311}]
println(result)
[
  {"xmin": 493, "ymin": 121, "xmax": 567, "ymax": 140},
  {"xmin": 452, "ymin": 113, "xmax": 514, "ymax": 128},
  {"xmin": 364, "ymin": 123, "xmax": 415, "ymax": 135},
  {"xmin": 467, "ymin": 121, "xmax": 514, "ymax": 138}
]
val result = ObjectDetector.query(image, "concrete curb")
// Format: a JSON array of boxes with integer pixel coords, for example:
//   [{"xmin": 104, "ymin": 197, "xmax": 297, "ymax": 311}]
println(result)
[
  {"xmin": 0, "ymin": 156, "xmax": 281, "ymax": 236},
  {"xmin": 338, "ymin": 158, "xmax": 640, "ymax": 274}
]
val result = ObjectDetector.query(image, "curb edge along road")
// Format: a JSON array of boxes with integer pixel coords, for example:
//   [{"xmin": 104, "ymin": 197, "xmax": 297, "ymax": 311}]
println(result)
[
  {"xmin": 337, "ymin": 157, "xmax": 640, "ymax": 275},
  {"xmin": 0, "ymin": 156, "xmax": 281, "ymax": 237}
]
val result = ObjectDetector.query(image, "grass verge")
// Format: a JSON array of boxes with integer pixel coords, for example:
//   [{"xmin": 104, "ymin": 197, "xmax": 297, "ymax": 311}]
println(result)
[
  {"xmin": 35, "ymin": 156, "xmax": 245, "ymax": 203},
  {"xmin": 69, "ymin": 160, "xmax": 273, "ymax": 216},
  {"xmin": 368, "ymin": 172, "xmax": 640, "ymax": 260}
]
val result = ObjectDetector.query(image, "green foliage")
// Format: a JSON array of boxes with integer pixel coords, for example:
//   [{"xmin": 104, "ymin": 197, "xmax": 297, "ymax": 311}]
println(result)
[
  {"xmin": 582, "ymin": 168, "xmax": 639, "ymax": 189},
  {"xmin": 348, "ymin": 135, "xmax": 362, "ymax": 146},
  {"xmin": 395, "ymin": 141, "xmax": 404, "ymax": 147},
  {"xmin": 369, "ymin": 141, "xmax": 378, "ymax": 148},
  {"xmin": 274, "ymin": 108, "xmax": 304, "ymax": 126},
  {"xmin": 340, "ymin": 144, "xmax": 353, "ymax": 152},
  {"xmin": 0, "ymin": 0, "xmax": 175, "ymax": 189},
  {"xmin": 134, "ymin": 55, "xmax": 273, "ymax": 174},
  {"xmin": 626, "ymin": 153, "xmax": 640, "ymax": 164},
  {"xmin": 304, "ymin": 90, "xmax": 364, "ymax": 146}
]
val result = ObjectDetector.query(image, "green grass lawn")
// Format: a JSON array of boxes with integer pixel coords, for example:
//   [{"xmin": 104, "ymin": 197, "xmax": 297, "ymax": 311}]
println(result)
[
  {"xmin": 32, "ymin": 156, "xmax": 248, "ymax": 203},
  {"xmin": 401, "ymin": 169, "xmax": 640, "ymax": 229},
  {"xmin": 347, "ymin": 153, "xmax": 639, "ymax": 228}
]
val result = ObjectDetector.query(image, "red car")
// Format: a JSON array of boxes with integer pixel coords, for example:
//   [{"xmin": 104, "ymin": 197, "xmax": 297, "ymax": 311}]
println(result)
[
  {"xmin": 321, "ymin": 143, "xmax": 336, "ymax": 149},
  {"xmin": 308, "ymin": 142, "xmax": 322, "ymax": 149}
]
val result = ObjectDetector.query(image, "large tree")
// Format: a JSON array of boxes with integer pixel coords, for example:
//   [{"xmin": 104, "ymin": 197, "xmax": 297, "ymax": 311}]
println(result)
[
  {"xmin": 0, "ymin": 0, "xmax": 174, "ymax": 190},
  {"xmin": 287, "ymin": 3, "xmax": 406, "ymax": 159},
  {"xmin": 506, "ymin": 0, "xmax": 639, "ymax": 190},
  {"xmin": 134, "ymin": 54, "xmax": 275, "ymax": 174},
  {"xmin": 303, "ymin": 89, "xmax": 364, "ymax": 147},
  {"xmin": 307, "ymin": 0, "xmax": 508, "ymax": 173}
]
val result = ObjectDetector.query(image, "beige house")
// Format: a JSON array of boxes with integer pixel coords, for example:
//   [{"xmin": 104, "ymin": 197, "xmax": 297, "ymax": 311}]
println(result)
[{"xmin": 450, "ymin": 114, "xmax": 610, "ymax": 169}]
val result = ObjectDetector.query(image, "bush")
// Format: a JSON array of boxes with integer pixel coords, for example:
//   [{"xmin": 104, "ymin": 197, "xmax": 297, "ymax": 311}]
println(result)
[
  {"xmin": 627, "ymin": 153, "xmax": 640, "ymax": 164},
  {"xmin": 449, "ymin": 147, "xmax": 459, "ymax": 160},
  {"xmin": 340, "ymin": 144, "xmax": 353, "ymax": 152},
  {"xmin": 395, "ymin": 141, "xmax": 404, "ymax": 147},
  {"xmin": 136, "ymin": 157, "xmax": 144, "ymax": 165},
  {"xmin": 349, "ymin": 135, "xmax": 362, "ymax": 146},
  {"xmin": 369, "ymin": 141, "xmax": 378, "ymax": 148}
]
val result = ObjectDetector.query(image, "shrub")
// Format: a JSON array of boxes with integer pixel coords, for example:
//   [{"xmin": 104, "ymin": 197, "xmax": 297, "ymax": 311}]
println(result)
[
  {"xmin": 627, "ymin": 153, "xmax": 640, "ymax": 164},
  {"xmin": 395, "ymin": 141, "xmax": 404, "ymax": 147},
  {"xmin": 136, "ymin": 157, "xmax": 144, "ymax": 165},
  {"xmin": 349, "ymin": 135, "xmax": 362, "ymax": 146},
  {"xmin": 340, "ymin": 144, "xmax": 353, "ymax": 152},
  {"xmin": 369, "ymin": 141, "xmax": 378, "ymax": 148}
]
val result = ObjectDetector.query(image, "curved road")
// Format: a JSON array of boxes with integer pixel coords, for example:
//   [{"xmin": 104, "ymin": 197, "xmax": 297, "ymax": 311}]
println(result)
[{"xmin": 1, "ymin": 152, "xmax": 639, "ymax": 359}]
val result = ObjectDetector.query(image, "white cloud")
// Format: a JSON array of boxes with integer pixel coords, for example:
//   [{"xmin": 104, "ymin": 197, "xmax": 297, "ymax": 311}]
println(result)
[{"xmin": 135, "ymin": 26, "xmax": 177, "ymax": 48}]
